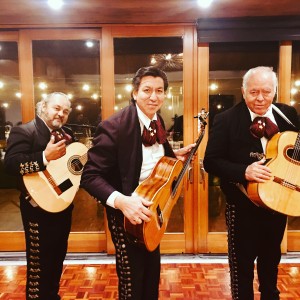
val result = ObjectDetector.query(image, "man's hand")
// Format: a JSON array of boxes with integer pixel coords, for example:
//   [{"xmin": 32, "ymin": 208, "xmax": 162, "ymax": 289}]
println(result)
[
  {"xmin": 174, "ymin": 143, "xmax": 196, "ymax": 161},
  {"xmin": 115, "ymin": 194, "xmax": 153, "ymax": 225},
  {"xmin": 44, "ymin": 135, "xmax": 67, "ymax": 161},
  {"xmin": 245, "ymin": 159, "xmax": 272, "ymax": 182}
]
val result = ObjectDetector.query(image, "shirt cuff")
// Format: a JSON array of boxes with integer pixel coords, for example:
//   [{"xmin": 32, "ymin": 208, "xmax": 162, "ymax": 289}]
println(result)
[
  {"xmin": 107, "ymin": 191, "xmax": 121, "ymax": 208},
  {"xmin": 43, "ymin": 151, "xmax": 49, "ymax": 166}
]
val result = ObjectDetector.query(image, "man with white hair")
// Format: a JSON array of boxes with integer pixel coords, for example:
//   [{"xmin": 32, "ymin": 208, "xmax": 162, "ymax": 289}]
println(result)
[{"xmin": 204, "ymin": 66, "xmax": 299, "ymax": 299}]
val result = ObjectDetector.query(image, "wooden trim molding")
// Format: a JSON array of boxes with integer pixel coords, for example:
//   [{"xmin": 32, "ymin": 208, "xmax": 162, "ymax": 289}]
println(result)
[{"xmin": 197, "ymin": 16, "xmax": 300, "ymax": 43}]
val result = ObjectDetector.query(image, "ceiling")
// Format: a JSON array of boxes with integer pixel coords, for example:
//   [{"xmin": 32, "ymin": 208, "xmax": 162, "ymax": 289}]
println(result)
[{"xmin": 0, "ymin": 0, "xmax": 300, "ymax": 26}]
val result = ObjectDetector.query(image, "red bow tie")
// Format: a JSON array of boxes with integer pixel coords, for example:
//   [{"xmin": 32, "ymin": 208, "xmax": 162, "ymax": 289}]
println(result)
[
  {"xmin": 250, "ymin": 117, "xmax": 279, "ymax": 139},
  {"xmin": 51, "ymin": 128, "xmax": 72, "ymax": 145},
  {"xmin": 142, "ymin": 119, "xmax": 167, "ymax": 147}
]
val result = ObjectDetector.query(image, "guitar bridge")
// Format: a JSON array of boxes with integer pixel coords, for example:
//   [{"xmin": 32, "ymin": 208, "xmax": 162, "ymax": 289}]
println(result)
[{"xmin": 156, "ymin": 205, "xmax": 163, "ymax": 227}]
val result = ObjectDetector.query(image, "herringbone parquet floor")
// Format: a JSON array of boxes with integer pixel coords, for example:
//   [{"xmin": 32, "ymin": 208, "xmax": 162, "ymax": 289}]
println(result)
[{"xmin": 1, "ymin": 260, "xmax": 300, "ymax": 299}]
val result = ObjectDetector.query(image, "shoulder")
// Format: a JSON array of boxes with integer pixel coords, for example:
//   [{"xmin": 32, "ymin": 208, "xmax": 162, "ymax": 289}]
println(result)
[{"xmin": 213, "ymin": 101, "xmax": 247, "ymax": 122}]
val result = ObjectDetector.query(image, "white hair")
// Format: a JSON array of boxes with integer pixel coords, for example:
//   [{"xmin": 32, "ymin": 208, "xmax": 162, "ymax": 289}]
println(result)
[{"xmin": 242, "ymin": 66, "xmax": 278, "ymax": 92}]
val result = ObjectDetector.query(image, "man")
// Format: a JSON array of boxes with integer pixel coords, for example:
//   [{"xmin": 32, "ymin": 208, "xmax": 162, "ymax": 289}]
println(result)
[
  {"xmin": 204, "ymin": 66, "xmax": 299, "ymax": 300},
  {"xmin": 4, "ymin": 92, "xmax": 74, "ymax": 300},
  {"xmin": 81, "ymin": 66, "xmax": 194, "ymax": 300}
]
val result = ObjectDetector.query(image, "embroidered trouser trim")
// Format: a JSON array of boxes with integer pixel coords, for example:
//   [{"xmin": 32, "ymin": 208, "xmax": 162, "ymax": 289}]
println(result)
[{"xmin": 109, "ymin": 215, "xmax": 133, "ymax": 299}]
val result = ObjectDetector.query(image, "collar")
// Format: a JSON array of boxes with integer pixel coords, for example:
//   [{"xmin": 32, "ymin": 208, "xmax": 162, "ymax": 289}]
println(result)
[
  {"xmin": 38, "ymin": 116, "xmax": 53, "ymax": 132},
  {"xmin": 248, "ymin": 106, "xmax": 276, "ymax": 124},
  {"xmin": 136, "ymin": 104, "xmax": 158, "ymax": 129}
]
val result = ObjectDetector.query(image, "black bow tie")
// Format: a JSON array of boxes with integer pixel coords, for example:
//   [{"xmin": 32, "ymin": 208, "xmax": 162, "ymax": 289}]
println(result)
[
  {"xmin": 250, "ymin": 117, "xmax": 279, "ymax": 139},
  {"xmin": 141, "ymin": 119, "xmax": 167, "ymax": 147}
]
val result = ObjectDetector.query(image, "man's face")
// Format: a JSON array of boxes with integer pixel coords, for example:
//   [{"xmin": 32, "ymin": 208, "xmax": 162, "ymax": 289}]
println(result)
[
  {"xmin": 242, "ymin": 70, "xmax": 276, "ymax": 116},
  {"xmin": 41, "ymin": 95, "xmax": 71, "ymax": 130},
  {"xmin": 133, "ymin": 76, "xmax": 165, "ymax": 119}
]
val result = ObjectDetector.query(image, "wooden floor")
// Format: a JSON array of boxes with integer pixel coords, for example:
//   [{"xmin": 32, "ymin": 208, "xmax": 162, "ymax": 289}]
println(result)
[{"xmin": 1, "ymin": 258, "xmax": 300, "ymax": 300}]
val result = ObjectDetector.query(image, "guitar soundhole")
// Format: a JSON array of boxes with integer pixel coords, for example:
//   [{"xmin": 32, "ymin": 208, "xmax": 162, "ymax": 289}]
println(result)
[
  {"xmin": 156, "ymin": 205, "xmax": 163, "ymax": 228},
  {"xmin": 68, "ymin": 156, "xmax": 84, "ymax": 175},
  {"xmin": 286, "ymin": 146, "xmax": 300, "ymax": 162}
]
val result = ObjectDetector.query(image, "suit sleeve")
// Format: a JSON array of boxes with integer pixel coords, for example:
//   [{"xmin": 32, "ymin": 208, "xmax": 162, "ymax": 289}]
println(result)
[
  {"xmin": 80, "ymin": 120, "xmax": 119, "ymax": 205},
  {"xmin": 203, "ymin": 112, "xmax": 248, "ymax": 184},
  {"xmin": 4, "ymin": 126, "xmax": 45, "ymax": 176}
]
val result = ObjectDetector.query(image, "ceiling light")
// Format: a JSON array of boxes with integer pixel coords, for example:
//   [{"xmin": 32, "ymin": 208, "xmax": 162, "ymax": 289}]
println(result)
[
  {"xmin": 197, "ymin": 0, "xmax": 214, "ymax": 8},
  {"xmin": 47, "ymin": 0, "xmax": 64, "ymax": 10}
]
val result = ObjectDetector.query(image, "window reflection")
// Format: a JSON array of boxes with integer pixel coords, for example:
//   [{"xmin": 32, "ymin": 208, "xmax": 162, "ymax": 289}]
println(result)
[
  {"xmin": 114, "ymin": 37, "xmax": 184, "ymax": 232},
  {"xmin": 0, "ymin": 41, "xmax": 21, "ymax": 231},
  {"xmin": 32, "ymin": 40, "xmax": 101, "ymax": 145},
  {"xmin": 208, "ymin": 42, "xmax": 279, "ymax": 232}
]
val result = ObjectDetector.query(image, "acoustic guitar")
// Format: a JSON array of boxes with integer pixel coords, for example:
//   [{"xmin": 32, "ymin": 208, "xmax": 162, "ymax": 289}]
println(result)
[
  {"xmin": 124, "ymin": 110, "xmax": 208, "ymax": 251},
  {"xmin": 23, "ymin": 142, "xmax": 88, "ymax": 213},
  {"xmin": 247, "ymin": 131, "xmax": 300, "ymax": 216}
]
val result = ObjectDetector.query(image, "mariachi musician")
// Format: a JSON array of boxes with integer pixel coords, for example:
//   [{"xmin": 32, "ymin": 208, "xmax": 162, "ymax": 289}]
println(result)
[
  {"xmin": 204, "ymin": 66, "xmax": 299, "ymax": 300},
  {"xmin": 81, "ymin": 66, "xmax": 195, "ymax": 300}
]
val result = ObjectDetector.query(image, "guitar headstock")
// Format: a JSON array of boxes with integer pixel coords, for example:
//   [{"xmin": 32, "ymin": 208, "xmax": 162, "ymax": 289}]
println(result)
[{"xmin": 194, "ymin": 109, "xmax": 209, "ymax": 132}]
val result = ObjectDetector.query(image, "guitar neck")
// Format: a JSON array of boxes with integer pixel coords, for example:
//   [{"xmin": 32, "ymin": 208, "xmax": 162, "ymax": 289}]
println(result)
[{"xmin": 172, "ymin": 128, "xmax": 205, "ymax": 196}]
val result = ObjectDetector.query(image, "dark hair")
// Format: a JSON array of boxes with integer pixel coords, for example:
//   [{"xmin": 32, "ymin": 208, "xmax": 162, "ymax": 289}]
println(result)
[{"xmin": 132, "ymin": 66, "xmax": 169, "ymax": 94}]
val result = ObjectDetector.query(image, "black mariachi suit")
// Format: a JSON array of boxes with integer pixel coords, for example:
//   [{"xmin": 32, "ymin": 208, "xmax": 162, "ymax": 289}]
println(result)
[
  {"xmin": 81, "ymin": 103, "xmax": 175, "ymax": 300},
  {"xmin": 203, "ymin": 101, "xmax": 299, "ymax": 300},
  {"xmin": 4, "ymin": 116, "xmax": 74, "ymax": 300}
]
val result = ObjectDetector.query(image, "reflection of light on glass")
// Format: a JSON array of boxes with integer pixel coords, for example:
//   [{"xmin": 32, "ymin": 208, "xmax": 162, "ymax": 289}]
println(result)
[
  {"xmin": 42, "ymin": 93, "xmax": 47, "ymax": 99},
  {"xmin": 151, "ymin": 57, "xmax": 156, "ymax": 64},
  {"xmin": 67, "ymin": 93, "xmax": 73, "ymax": 99},
  {"xmin": 114, "ymin": 106, "xmax": 119, "ymax": 111},
  {"xmin": 39, "ymin": 82, "xmax": 47, "ymax": 90},
  {"xmin": 290, "ymin": 100, "xmax": 296, "ymax": 106},
  {"xmin": 0, "ymin": 81, "xmax": 4, "ymax": 88},
  {"xmin": 2, "ymin": 103, "xmax": 9, "ymax": 108},
  {"xmin": 15, "ymin": 92, "xmax": 22, "ymax": 98},
  {"xmin": 291, "ymin": 88, "xmax": 298, "ymax": 95},
  {"xmin": 83, "ymin": 84, "xmax": 90, "ymax": 91},
  {"xmin": 91, "ymin": 93, "xmax": 98, "ymax": 100},
  {"xmin": 217, "ymin": 104, "xmax": 222, "ymax": 110},
  {"xmin": 86, "ymin": 41, "xmax": 94, "ymax": 48},
  {"xmin": 295, "ymin": 80, "xmax": 300, "ymax": 87},
  {"xmin": 76, "ymin": 105, "xmax": 83, "ymax": 111},
  {"xmin": 47, "ymin": 0, "xmax": 64, "ymax": 10},
  {"xmin": 197, "ymin": 0, "xmax": 213, "ymax": 8},
  {"xmin": 166, "ymin": 54, "xmax": 172, "ymax": 60},
  {"xmin": 210, "ymin": 83, "xmax": 218, "ymax": 91},
  {"xmin": 168, "ymin": 105, "xmax": 173, "ymax": 110},
  {"xmin": 125, "ymin": 84, "xmax": 132, "ymax": 92},
  {"xmin": 167, "ymin": 92, "xmax": 172, "ymax": 99},
  {"xmin": 117, "ymin": 94, "xmax": 122, "ymax": 99}
]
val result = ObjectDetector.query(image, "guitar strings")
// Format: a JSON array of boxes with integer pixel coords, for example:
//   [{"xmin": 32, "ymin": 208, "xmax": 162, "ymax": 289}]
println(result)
[{"xmin": 283, "ymin": 132, "xmax": 299, "ymax": 190}]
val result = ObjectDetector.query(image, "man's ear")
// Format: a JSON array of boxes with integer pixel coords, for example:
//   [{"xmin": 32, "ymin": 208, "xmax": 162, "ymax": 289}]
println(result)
[{"xmin": 132, "ymin": 90, "xmax": 137, "ymax": 100}]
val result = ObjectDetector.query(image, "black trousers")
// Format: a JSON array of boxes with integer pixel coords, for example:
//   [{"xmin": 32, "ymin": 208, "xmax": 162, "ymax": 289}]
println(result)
[
  {"xmin": 225, "ymin": 196, "xmax": 287, "ymax": 300},
  {"xmin": 20, "ymin": 196, "xmax": 73, "ymax": 300},
  {"xmin": 108, "ymin": 212, "xmax": 160, "ymax": 300}
]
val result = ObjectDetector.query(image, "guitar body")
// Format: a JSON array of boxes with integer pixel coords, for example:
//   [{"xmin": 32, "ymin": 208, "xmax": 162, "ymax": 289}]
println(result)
[
  {"xmin": 24, "ymin": 142, "xmax": 88, "ymax": 213},
  {"xmin": 247, "ymin": 131, "xmax": 300, "ymax": 216},
  {"xmin": 124, "ymin": 156, "xmax": 184, "ymax": 252}
]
